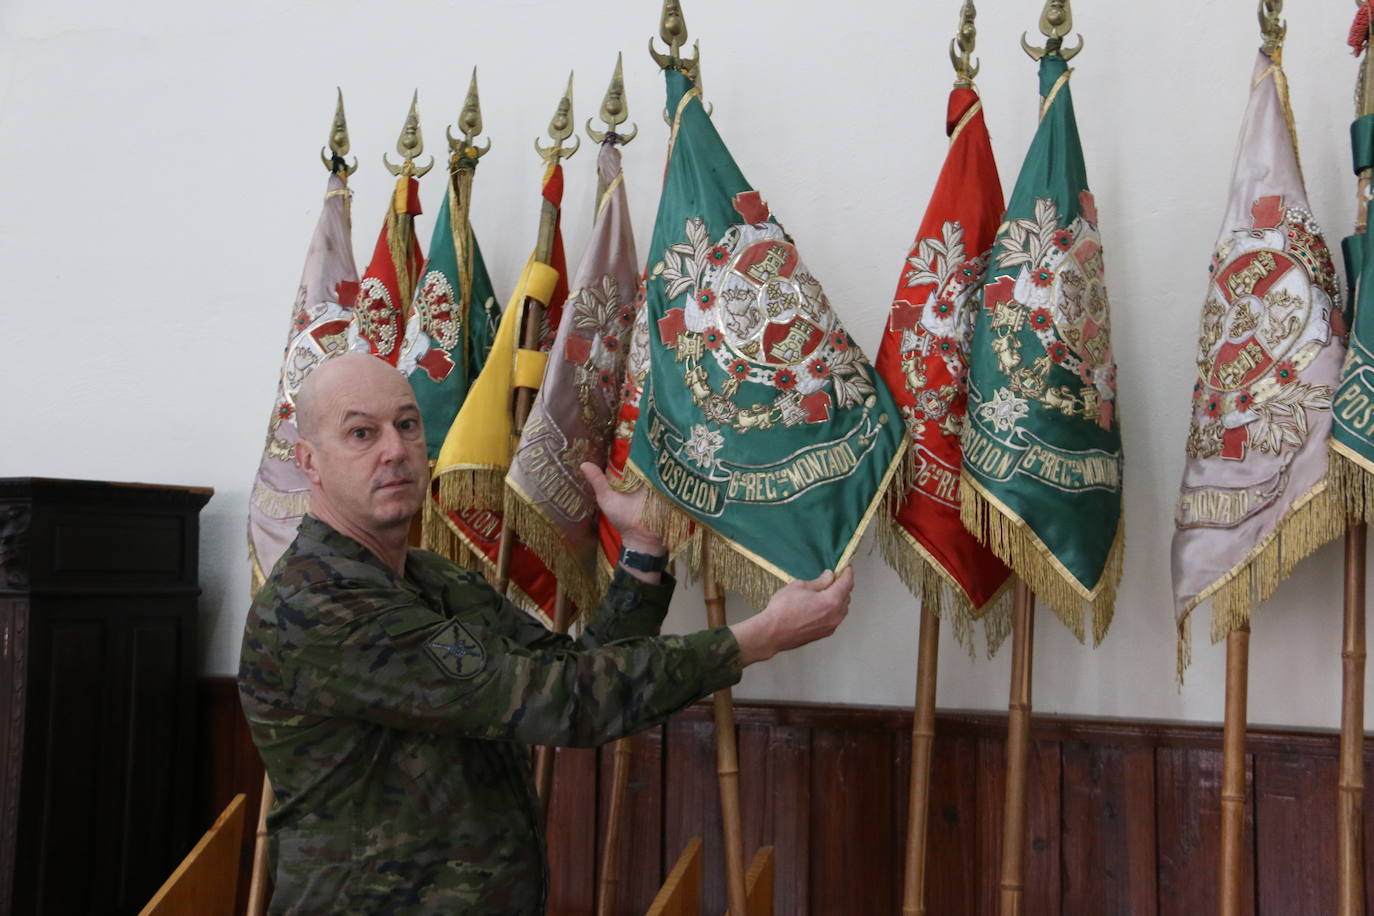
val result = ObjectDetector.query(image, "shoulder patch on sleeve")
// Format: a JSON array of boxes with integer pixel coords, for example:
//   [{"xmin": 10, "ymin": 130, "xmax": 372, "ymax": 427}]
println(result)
[{"xmin": 423, "ymin": 619, "xmax": 487, "ymax": 680}]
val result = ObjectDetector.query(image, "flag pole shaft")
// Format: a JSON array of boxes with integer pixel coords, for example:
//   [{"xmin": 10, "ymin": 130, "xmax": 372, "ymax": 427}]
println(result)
[
  {"xmin": 702, "ymin": 541, "xmax": 749, "ymax": 916},
  {"xmin": 1339, "ymin": 23, "xmax": 1374, "ymax": 910},
  {"xmin": 902, "ymin": 604, "xmax": 941, "ymax": 915},
  {"xmin": 1218, "ymin": 626, "xmax": 1250, "ymax": 916},
  {"xmin": 246, "ymin": 773, "xmax": 273, "ymax": 916},
  {"xmin": 596, "ymin": 736, "xmax": 634, "ymax": 916},
  {"xmin": 1339, "ymin": 523, "xmax": 1367, "ymax": 916},
  {"xmin": 998, "ymin": 580, "xmax": 1034, "ymax": 916},
  {"xmin": 533, "ymin": 587, "xmax": 572, "ymax": 813},
  {"xmin": 495, "ymin": 184, "xmax": 559, "ymax": 593}
]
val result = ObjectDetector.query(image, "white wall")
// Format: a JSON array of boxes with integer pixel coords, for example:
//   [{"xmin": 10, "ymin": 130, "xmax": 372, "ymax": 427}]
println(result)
[{"xmin": 1, "ymin": 0, "xmax": 1367, "ymax": 729}]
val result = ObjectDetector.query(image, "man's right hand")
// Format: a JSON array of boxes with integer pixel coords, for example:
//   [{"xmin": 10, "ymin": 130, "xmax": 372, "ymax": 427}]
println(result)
[{"xmin": 729, "ymin": 566, "xmax": 854, "ymax": 666}]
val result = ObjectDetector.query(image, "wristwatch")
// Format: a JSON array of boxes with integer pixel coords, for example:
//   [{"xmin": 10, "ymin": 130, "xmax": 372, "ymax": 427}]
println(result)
[{"xmin": 618, "ymin": 545, "xmax": 669, "ymax": 574}]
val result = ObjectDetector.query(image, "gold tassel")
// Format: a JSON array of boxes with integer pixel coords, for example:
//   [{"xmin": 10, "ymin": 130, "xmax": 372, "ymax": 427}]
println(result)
[
  {"xmin": 502, "ymin": 491, "xmax": 598, "ymax": 621},
  {"xmin": 1170, "ymin": 475, "xmax": 1346, "ymax": 682},
  {"xmin": 435, "ymin": 466, "xmax": 509, "ymax": 515},
  {"xmin": 960, "ymin": 476, "xmax": 1124, "ymax": 648},
  {"xmin": 1329, "ymin": 448, "xmax": 1374, "ymax": 523},
  {"xmin": 875, "ymin": 515, "xmax": 1014, "ymax": 659},
  {"xmin": 1203, "ymin": 482, "xmax": 1344, "ymax": 645}
]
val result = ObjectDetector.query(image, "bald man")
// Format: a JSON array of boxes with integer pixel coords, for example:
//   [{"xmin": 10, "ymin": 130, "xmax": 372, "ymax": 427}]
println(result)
[{"xmin": 238, "ymin": 352, "xmax": 853, "ymax": 914}]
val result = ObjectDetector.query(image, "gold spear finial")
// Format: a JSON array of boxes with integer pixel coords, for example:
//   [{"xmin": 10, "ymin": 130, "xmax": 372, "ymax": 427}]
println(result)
[
  {"xmin": 321, "ymin": 88, "xmax": 358, "ymax": 176},
  {"xmin": 535, "ymin": 72, "xmax": 580, "ymax": 162},
  {"xmin": 588, "ymin": 53, "xmax": 638, "ymax": 146},
  {"xmin": 384, "ymin": 91, "xmax": 435, "ymax": 178},
  {"xmin": 1259, "ymin": 0, "xmax": 1286, "ymax": 55},
  {"xmin": 447, "ymin": 68, "xmax": 492, "ymax": 164},
  {"xmin": 950, "ymin": 1, "xmax": 980, "ymax": 88},
  {"xmin": 649, "ymin": 0, "xmax": 700, "ymax": 75},
  {"xmin": 1021, "ymin": 0, "xmax": 1083, "ymax": 62}
]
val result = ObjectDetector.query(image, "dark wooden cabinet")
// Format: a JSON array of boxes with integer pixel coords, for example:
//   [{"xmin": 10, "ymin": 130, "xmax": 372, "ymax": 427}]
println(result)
[{"xmin": 0, "ymin": 478, "xmax": 212, "ymax": 915}]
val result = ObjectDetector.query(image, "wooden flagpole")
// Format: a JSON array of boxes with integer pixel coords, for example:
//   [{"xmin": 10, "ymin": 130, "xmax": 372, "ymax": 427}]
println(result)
[
  {"xmin": 901, "ymin": 9, "xmax": 980, "ymax": 914},
  {"xmin": 1218, "ymin": 626, "xmax": 1250, "ymax": 916},
  {"xmin": 646, "ymin": 5, "xmax": 752, "ymax": 913},
  {"xmin": 585, "ymin": 56, "xmax": 644, "ymax": 916},
  {"xmin": 495, "ymin": 72, "xmax": 577, "ymax": 602},
  {"xmin": 489, "ymin": 76, "xmax": 578, "ymax": 812},
  {"xmin": 902, "ymin": 605, "xmax": 941, "ymax": 916},
  {"xmin": 1339, "ymin": 12, "xmax": 1374, "ymax": 909},
  {"xmin": 998, "ymin": 580, "xmax": 1035, "ymax": 916},
  {"xmin": 1338, "ymin": 523, "xmax": 1366, "ymax": 915},
  {"xmin": 701, "ymin": 538, "xmax": 750, "ymax": 916},
  {"xmin": 244, "ymin": 97, "xmax": 363, "ymax": 916}
]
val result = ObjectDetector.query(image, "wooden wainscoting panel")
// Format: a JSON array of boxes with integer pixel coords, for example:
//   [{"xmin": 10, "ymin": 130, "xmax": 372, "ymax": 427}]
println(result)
[
  {"xmin": 195, "ymin": 680, "xmax": 1374, "ymax": 915},
  {"xmin": 546, "ymin": 746, "xmax": 597, "ymax": 916},
  {"xmin": 1253, "ymin": 749, "xmax": 1339, "ymax": 914}
]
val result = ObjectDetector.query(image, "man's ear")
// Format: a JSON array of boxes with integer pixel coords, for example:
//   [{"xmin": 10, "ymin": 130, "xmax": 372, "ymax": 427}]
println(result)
[{"xmin": 296, "ymin": 437, "xmax": 322, "ymax": 485}]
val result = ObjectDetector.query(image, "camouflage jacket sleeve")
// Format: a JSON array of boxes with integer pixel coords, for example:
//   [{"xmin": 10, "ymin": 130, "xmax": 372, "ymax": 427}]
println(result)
[
  {"xmin": 274, "ymin": 572, "xmax": 741, "ymax": 748},
  {"xmin": 483, "ymin": 566, "xmax": 678, "ymax": 652}
]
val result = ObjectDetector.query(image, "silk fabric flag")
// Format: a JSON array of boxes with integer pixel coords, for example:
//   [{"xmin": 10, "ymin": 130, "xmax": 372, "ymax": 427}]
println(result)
[
  {"xmin": 247, "ymin": 173, "xmax": 359, "ymax": 588},
  {"xmin": 1330, "ymin": 15, "xmax": 1374, "ymax": 521},
  {"xmin": 876, "ymin": 85, "xmax": 1012, "ymax": 654},
  {"xmin": 1172, "ymin": 48, "xmax": 1345, "ymax": 675},
  {"xmin": 430, "ymin": 162, "xmax": 569, "ymax": 620},
  {"xmin": 597, "ymin": 278, "xmax": 651, "ymax": 592},
  {"xmin": 399, "ymin": 175, "xmax": 500, "ymax": 461},
  {"xmin": 350, "ymin": 176, "xmax": 424, "ymax": 365},
  {"xmin": 624, "ymin": 67, "xmax": 908, "ymax": 608},
  {"xmin": 961, "ymin": 54, "xmax": 1123, "ymax": 645},
  {"xmin": 507, "ymin": 141, "xmax": 639, "ymax": 616}
]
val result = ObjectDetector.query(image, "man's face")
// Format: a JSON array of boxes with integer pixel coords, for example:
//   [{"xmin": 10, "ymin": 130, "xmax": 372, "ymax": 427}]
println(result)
[{"xmin": 297, "ymin": 358, "xmax": 428, "ymax": 535}]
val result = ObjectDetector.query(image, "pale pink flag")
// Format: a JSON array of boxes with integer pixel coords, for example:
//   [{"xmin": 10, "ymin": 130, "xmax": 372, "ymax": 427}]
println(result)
[
  {"xmin": 505, "ymin": 141, "xmax": 639, "ymax": 617},
  {"xmin": 248, "ymin": 174, "xmax": 359, "ymax": 586},
  {"xmin": 1171, "ymin": 49, "xmax": 1345, "ymax": 675}
]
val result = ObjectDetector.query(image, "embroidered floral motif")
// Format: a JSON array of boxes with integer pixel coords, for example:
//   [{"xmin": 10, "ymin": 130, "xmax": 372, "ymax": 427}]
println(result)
[
  {"xmin": 653, "ymin": 217, "xmax": 878, "ymax": 433},
  {"xmin": 1185, "ymin": 203, "xmax": 1339, "ymax": 460},
  {"xmin": 985, "ymin": 197, "xmax": 1117, "ymax": 430},
  {"xmin": 355, "ymin": 277, "xmax": 400, "ymax": 357}
]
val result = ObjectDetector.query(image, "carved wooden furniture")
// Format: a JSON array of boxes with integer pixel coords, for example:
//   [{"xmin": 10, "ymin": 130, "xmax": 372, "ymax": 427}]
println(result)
[{"xmin": 0, "ymin": 478, "xmax": 212, "ymax": 914}]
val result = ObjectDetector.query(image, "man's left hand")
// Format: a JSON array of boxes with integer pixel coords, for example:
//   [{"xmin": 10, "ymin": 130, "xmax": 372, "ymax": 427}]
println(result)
[{"xmin": 580, "ymin": 462, "xmax": 666, "ymax": 557}]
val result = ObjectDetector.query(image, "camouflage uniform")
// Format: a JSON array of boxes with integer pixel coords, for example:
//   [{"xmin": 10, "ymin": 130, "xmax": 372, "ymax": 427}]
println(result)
[{"xmin": 238, "ymin": 515, "xmax": 741, "ymax": 914}]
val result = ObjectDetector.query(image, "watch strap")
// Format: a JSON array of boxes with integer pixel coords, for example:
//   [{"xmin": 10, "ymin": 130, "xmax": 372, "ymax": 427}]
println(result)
[{"xmin": 618, "ymin": 546, "xmax": 669, "ymax": 573}]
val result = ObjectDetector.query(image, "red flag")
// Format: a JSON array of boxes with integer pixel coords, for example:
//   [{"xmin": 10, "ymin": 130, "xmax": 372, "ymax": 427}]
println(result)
[
  {"xmin": 875, "ymin": 87, "xmax": 1012, "ymax": 651},
  {"xmin": 352, "ymin": 176, "xmax": 424, "ymax": 365}
]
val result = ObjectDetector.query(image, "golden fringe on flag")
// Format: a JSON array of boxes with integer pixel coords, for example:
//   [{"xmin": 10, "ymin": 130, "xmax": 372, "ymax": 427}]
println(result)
[
  {"xmin": 961, "ymin": 478, "xmax": 1124, "ymax": 649},
  {"xmin": 622, "ymin": 442, "xmax": 912, "ymax": 611},
  {"xmin": 503, "ymin": 481, "xmax": 599, "ymax": 621},
  {"xmin": 1175, "ymin": 479, "xmax": 1343, "ymax": 681},
  {"xmin": 432, "ymin": 258, "xmax": 560, "ymax": 515},
  {"xmin": 1330, "ymin": 444, "xmax": 1374, "ymax": 523},
  {"xmin": 875, "ymin": 516, "xmax": 1013, "ymax": 658}
]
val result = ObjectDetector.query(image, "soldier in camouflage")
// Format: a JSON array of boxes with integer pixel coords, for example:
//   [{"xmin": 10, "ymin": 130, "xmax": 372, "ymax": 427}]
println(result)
[{"xmin": 238, "ymin": 353, "xmax": 853, "ymax": 914}]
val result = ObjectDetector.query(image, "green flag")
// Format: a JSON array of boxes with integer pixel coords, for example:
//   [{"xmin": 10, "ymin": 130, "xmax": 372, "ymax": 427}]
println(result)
[
  {"xmin": 400, "ymin": 180, "xmax": 500, "ymax": 460},
  {"xmin": 961, "ymin": 54, "xmax": 1123, "ymax": 644},
  {"xmin": 1332, "ymin": 108, "xmax": 1374, "ymax": 517},
  {"xmin": 625, "ymin": 67, "xmax": 908, "ymax": 607}
]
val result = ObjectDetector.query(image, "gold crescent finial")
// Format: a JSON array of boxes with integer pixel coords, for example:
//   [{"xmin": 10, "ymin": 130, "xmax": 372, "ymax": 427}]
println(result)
[
  {"xmin": 384, "ymin": 90, "xmax": 435, "ymax": 178},
  {"xmin": 447, "ymin": 68, "xmax": 492, "ymax": 163},
  {"xmin": 321, "ymin": 87, "xmax": 358, "ymax": 176},
  {"xmin": 649, "ymin": 0, "xmax": 700, "ymax": 74},
  {"xmin": 1021, "ymin": 0, "xmax": 1083, "ymax": 62},
  {"xmin": 535, "ymin": 72, "xmax": 580, "ymax": 163},
  {"xmin": 949, "ymin": 0, "xmax": 980, "ymax": 88},
  {"xmin": 1259, "ymin": 0, "xmax": 1286, "ymax": 55},
  {"xmin": 588, "ymin": 52, "xmax": 638, "ymax": 146}
]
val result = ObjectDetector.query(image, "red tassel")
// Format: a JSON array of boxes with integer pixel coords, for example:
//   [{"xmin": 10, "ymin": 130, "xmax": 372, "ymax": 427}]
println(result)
[{"xmin": 1350, "ymin": 2, "xmax": 1372, "ymax": 56}]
